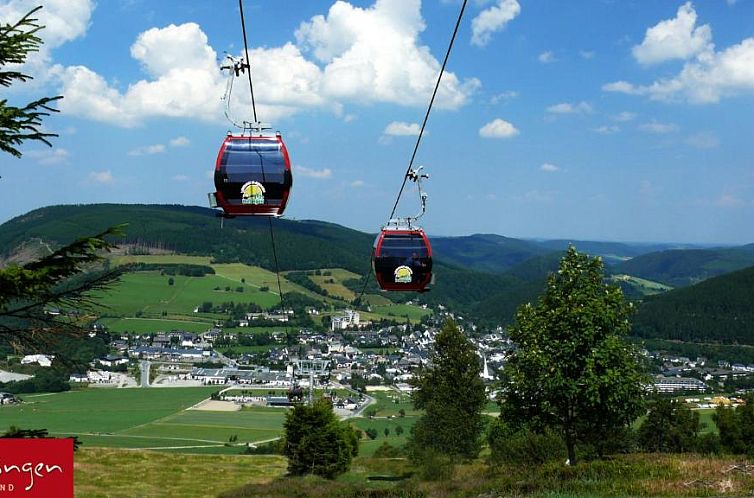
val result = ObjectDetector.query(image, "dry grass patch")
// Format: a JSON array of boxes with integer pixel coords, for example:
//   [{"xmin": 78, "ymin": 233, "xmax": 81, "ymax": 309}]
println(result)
[{"xmin": 74, "ymin": 447, "xmax": 286, "ymax": 498}]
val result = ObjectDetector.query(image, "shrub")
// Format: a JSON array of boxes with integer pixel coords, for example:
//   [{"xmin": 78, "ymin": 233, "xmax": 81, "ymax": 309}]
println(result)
[{"xmin": 488, "ymin": 419, "xmax": 566, "ymax": 466}]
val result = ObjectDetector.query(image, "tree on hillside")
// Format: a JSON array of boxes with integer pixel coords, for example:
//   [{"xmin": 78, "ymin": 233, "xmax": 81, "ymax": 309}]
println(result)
[
  {"xmin": 500, "ymin": 246, "xmax": 647, "ymax": 465},
  {"xmin": 1, "ymin": 6, "xmax": 62, "ymax": 158},
  {"xmin": 638, "ymin": 397, "xmax": 700, "ymax": 453},
  {"xmin": 409, "ymin": 319, "xmax": 487, "ymax": 461},
  {"xmin": 283, "ymin": 399, "xmax": 358, "ymax": 479},
  {"xmin": 714, "ymin": 395, "xmax": 754, "ymax": 455},
  {"xmin": 0, "ymin": 7, "xmax": 124, "ymax": 359}
]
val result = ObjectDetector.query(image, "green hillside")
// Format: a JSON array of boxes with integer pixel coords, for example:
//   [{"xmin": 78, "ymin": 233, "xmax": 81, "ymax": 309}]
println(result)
[
  {"xmin": 429, "ymin": 234, "xmax": 547, "ymax": 273},
  {"xmin": 632, "ymin": 264, "xmax": 754, "ymax": 344},
  {"xmin": 616, "ymin": 245, "xmax": 754, "ymax": 287}
]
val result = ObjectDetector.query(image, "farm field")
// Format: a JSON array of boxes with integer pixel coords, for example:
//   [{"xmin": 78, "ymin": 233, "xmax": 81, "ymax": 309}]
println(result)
[
  {"xmin": 611, "ymin": 274, "xmax": 673, "ymax": 295},
  {"xmin": 0, "ymin": 387, "xmax": 288, "ymax": 453}
]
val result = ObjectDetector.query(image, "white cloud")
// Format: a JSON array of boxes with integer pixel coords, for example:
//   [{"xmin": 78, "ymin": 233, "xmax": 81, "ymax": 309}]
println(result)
[
  {"xmin": 169, "ymin": 136, "xmax": 190, "ymax": 147},
  {"xmin": 383, "ymin": 121, "xmax": 421, "ymax": 136},
  {"xmin": 350, "ymin": 180, "xmax": 366, "ymax": 187},
  {"xmin": 479, "ymin": 118, "xmax": 519, "ymax": 138},
  {"xmin": 25, "ymin": 148, "xmax": 70, "ymax": 165},
  {"xmin": 612, "ymin": 111, "xmax": 637, "ymax": 122},
  {"xmin": 632, "ymin": 2, "xmax": 712, "ymax": 66},
  {"xmin": 540, "ymin": 163, "xmax": 559, "ymax": 172},
  {"xmin": 602, "ymin": 81, "xmax": 640, "ymax": 94},
  {"xmin": 490, "ymin": 90, "xmax": 518, "ymax": 104},
  {"xmin": 605, "ymin": 3, "xmax": 754, "ymax": 103},
  {"xmin": 0, "ymin": 0, "xmax": 95, "ymax": 85},
  {"xmin": 296, "ymin": 0, "xmax": 479, "ymax": 109},
  {"xmin": 538, "ymin": 51, "xmax": 556, "ymax": 63},
  {"xmin": 172, "ymin": 174, "xmax": 189, "ymax": 182},
  {"xmin": 51, "ymin": 1, "xmax": 480, "ymax": 127},
  {"xmin": 685, "ymin": 131, "xmax": 720, "ymax": 149},
  {"xmin": 470, "ymin": 0, "xmax": 520, "ymax": 47},
  {"xmin": 579, "ymin": 50, "xmax": 595, "ymax": 60},
  {"xmin": 546, "ymin": 101, "xmax": 592, "ymax": 114},
  {"xmin": 128, "ymin": 144, "xmax": 166, "ymax": 156},
  {"xmin": 88, "ymin": 170, "xmax": 114, "ymax": 184},
  {"xmin": 638, "ymin": 121, "xmax": 678, "ymax": 134},
  {"xmin": 295, "ymin": 166, "xmax": 333, "ymax": 179},
  {"xmin": 593, "ymin": 125, "xmax": 620, "ymax": 134}
]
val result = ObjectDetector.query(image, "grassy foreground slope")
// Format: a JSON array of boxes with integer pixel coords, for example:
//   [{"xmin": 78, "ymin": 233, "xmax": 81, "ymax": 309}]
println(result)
[{"xmin": 74, "ymin": 448, "xmax": 754, "ymax": 498}]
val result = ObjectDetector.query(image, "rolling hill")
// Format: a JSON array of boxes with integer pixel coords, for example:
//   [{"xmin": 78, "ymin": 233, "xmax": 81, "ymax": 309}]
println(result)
[{"xmin": 632, "ymin": 264, "xmax": 754, "ymax": 344}]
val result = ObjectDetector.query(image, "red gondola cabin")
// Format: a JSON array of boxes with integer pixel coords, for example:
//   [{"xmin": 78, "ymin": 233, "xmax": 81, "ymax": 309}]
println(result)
[
  {"xmin": 373, "ymin": 228, "xmax": 433, "ymax": 292},
  {"xmin": 210, "ymin": 133, "xmax": 292, "ymax": 217}
]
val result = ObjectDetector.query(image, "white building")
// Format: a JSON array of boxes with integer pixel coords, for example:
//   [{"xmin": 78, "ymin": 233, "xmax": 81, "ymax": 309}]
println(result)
[
  {"xmin": 331, "ymin": 309, "xmax": 360, "ymax": 331},
  {"xmin": 21, "ymin": 354, "xmax": 54, "ymax": 367},
  {"xmin": 653, "ymin": 376, "xmax": 708, "ymax": 393}
]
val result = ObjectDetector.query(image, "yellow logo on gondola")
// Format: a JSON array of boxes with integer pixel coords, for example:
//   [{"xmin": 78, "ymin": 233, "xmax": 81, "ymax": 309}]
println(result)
[
  {"xmin": 241, "ymin": 181, "xmax": 265, "ymax": 205},
  {"xmin": 394, "ymin": 265, "xmax": 413, "ymax": 284}
]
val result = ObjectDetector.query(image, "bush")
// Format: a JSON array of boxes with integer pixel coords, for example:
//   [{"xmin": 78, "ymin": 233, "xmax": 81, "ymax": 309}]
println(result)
[
  {"xmin": 638, "ymin": 397, "xmax": 700, "ymax": 453},
  {"xmin": 488, "ymin": 419, "xmax": 566, "ymax": 466},
  {"xmin": 284, "ymin": 399, "xmax": 358, "ymax": 479},
  {"xmin": 411, "ymin": 448, "xmax": 454, "ymax": 481},
  {"xmin": 373, "ymin": 442, "xmax": 404, "ymax": 458}
]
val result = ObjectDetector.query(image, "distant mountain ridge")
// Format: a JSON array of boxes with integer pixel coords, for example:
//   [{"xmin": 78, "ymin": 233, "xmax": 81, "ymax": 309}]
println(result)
[{"xmin": 2, "ymin": 204, "xmax": 753, "ymax": 329}]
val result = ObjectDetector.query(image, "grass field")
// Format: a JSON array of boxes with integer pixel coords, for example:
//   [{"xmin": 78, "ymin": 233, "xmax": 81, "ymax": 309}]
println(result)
[
  {"xmin": 0, "ymin": 387, "xmax": 289, "ymax": 453},
  {"xmin": 75, "ymin": 447, "xmax": 754, "ymax": 498},
  {"xmin": 75, "ymin": 448, "xmax": 286, "ymax": 498},
  {"xmin": 611, "ymin": 274, "xmax": 674, "ymax": 295},
  {"xmin": 99, "ymin": 317, "xmax": 214, "ymax": 333},
  {"xmin": 104, "ymin": 256, "xmax": 430, "ymax": 329}
]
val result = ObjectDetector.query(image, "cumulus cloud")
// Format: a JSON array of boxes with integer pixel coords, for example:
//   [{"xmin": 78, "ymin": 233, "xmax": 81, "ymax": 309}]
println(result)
[
  {"xmin": 638, "ymin": 121, "xmax": 678, "ymax": 134},
  {"xmin": 296, "ymin": 0, "xmax": 479, "ymax": 109},
  {"xmin": 383, "ymin": 121, "xmax": 421, "ymax": 136},
  {"xmin": 546, "ymin": 102, "xmax": 592, "ymax": 114},
  {"xmin": 169, "ymin": 136, "xmax": 190, "ymax": 147},
  {"xmin": 540, "ymin": 163, "xmax": 559, "ymax": 172},
  {"xmin": 605, "ymin": 3, "xmax": 754, "ymax": 103},
  {"xmin": 350, "ymin": 180, "xmax": 366, "ymax": 187},
  {"xmin": 128, "ymin": 144, "xmax": 166, "ymax": 156},
  {"xmin": 0, "ymin": 0, "xmax": 94, "ymax": 85},
  {"xmin": 25, "ymin": 148, "xmax": 70, "ymax": 165},
  {"xmin": 88, "ymin": 170, "xmax": 114, "ymax": 184},
  {"xmin": 471, "ymin": 0, "xmax": 521, "ymax": 47},
  {"xmin": 295, "ymin": 166, "xmax": 333, "ymax": 179},
  {"xmin": 479, "ymin": 118, "xmax": 519, "ymax": 138},
  {"xmin": 538, "ymin": 51, "xmax": 556, "ymax": 63},
  {"xmin": 579, "ymin": 50, "xmax": 595, "ymax": 60},
  {"xmin": 632, "ymin": 2, "xmax": 712, "ymax": 66},
  {"xmin": 172, "ymin": 174, "xmax": 189, "ymax": 182},
  {"xmin": 48, "ymin": 1, "xmax": 479, "ymax": 127}
]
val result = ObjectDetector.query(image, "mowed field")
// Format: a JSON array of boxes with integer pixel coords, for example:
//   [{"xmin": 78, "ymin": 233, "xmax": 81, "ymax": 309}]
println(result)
[
  {"xmin": 0, "ymin": 388, "xmax": 287, "ymax": 454},
  {"xmin": 99, "ymin": 255, "xmax": 430, "ymax": 327}
]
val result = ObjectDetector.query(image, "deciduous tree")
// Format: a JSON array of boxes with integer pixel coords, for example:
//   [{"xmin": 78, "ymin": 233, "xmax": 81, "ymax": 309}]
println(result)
[{"xmin": 501, "ymin": 246, "xmax": 647, "ymax": 464}]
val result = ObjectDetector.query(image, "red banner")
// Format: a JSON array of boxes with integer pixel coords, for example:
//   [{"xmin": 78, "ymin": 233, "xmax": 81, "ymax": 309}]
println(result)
[{"xmin": 0, "ymin": 439, "xmax": 73, "ymax": 497}]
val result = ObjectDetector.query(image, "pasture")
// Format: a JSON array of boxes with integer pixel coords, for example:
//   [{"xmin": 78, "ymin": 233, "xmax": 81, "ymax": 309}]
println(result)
[{"xmin": 0, "ymin": 387, "xmax": 288, "ymax": 453}]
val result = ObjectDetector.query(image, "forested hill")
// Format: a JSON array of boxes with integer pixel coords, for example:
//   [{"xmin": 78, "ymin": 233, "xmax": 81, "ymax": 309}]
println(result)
[
  {"xmin": 0, "ymin": 204, "xmax": 374, "ymax": 273},
  {"xmin": 615, "ymin": 245, "xmax": 754, "ymax": 287},
  {"xmin": 632, "ymin": 264, "xmax": 754, "ymax": 344},
  {"xmin": 0, "ymin": 204, "xmax": 547, "ymax": 325}
]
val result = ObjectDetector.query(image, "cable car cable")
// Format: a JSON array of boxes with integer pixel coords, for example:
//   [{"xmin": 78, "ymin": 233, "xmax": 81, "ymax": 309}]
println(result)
[
  {"xmin": 388, "ymin": 0, "xmax": 468, "ymax": 221},
  {"xmin": 237, "ymin": 0, "xmax": 286, "ymax": 315},
  {"xmin": 238, "ymin": 0, "xmax": 257, "ymax": 123},
  {"xmin": 356, "ymin": 0, "xmax": 467, "ymax": 299}
]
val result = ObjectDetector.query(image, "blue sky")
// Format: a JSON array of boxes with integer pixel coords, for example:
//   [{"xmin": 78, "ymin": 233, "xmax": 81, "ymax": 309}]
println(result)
[{"xmin": 2, "ymin": 0, "xmax": 754, "ymax": 244}]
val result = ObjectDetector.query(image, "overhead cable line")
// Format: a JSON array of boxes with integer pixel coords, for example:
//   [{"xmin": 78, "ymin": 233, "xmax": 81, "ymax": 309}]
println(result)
[
  {"xmin": 356, "ymin": 0, "xmax": 469, "ymax": 305},
  {"xmin": 388, "ymin": 0, "xmax": 468, "ymax": 221},
  {"xmin": 237, "ymin": 0, "xmax": 286, "ymax": 311}
]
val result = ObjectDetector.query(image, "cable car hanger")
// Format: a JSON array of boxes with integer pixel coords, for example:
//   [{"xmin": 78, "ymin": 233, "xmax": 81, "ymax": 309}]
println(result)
[{"xmin": 384, "ymin": 166, "xmax": 429, "ymax": 231}]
